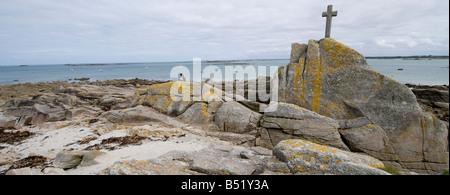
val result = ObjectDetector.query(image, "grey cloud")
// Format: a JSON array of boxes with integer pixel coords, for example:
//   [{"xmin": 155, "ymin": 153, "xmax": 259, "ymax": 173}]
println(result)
[{"xmin": 0, "ymin": 0, "xmax": 448, "ymax": 65}]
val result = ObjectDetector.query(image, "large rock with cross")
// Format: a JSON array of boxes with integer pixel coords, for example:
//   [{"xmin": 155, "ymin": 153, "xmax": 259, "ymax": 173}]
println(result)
[{"xmin": 277, "ymin": 38, "xmax": 449, "ymax": 173}]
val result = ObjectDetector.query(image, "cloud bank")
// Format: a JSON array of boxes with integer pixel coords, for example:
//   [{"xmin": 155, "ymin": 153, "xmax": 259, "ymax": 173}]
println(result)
[{"xmin": 0, "ymin": 0, "xmax": 448, "ymax": 65}]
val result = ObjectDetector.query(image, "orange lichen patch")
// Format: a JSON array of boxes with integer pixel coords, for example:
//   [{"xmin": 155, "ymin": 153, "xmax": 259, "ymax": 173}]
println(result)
[
  {"xmin": 320, "ymin": 38, "xmax": 363, "ymax": 68},
  {"xmin": 278, "ymin": 139, "xmax": 386, "ymax": 172},
  {"xmin": 134, "ymin": 88, "xmax": 150, "ymax": 97},
  {"xmin": 305, "ymin": 40, "xmax": 323, "ymax": 113},
  {"xmin": 291, "ymin": 60, "xmax": 305, "ymax": 104},
  {"xmin": 282, "ymin": 139, "xmax": 340, "ymax": 154},
  {"xmin": 423, "ymin": 114, "xmax": 436, "ymax": 133},
  {"xmin": 149, "ymin": 82, "xmax": 176, "ymax": 95}
]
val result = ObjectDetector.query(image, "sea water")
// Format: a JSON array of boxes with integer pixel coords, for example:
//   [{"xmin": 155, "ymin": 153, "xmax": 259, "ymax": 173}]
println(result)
[{"xmin": 0, "ymin": 59, "xmax": 448, "ymax": 85}]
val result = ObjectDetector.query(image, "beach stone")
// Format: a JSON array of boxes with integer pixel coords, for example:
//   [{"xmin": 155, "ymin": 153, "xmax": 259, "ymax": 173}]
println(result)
[
  {"xmin": 214, "ymin": 101, "xmax": 262, "ymax": 134},
  {"xmin": 0, "ymin": 115, "xmax": 17, "ymax": 130},
  {"xmin": 53, "ymin": 151, "xmax": 87, "ymax": 169},
  {"xmin": 273, "ymin": 139, "xmax": 389, "ymax": 175},
  {"xmin": 189, "ymin": 153, "xmax": 258, "ymax": 175},
  {"xmin": 187, "ymin": 147, "xmax": 268, "ymax": 175},
  {"xmin": 42, "ymin": 167, "xmax": 66, "ymax": 175},
  {"xmin": 127, "ymin": 124, "xmax": 184, "ymax": 139},
  {"xmin": 54, "ymin": 150, "xmax": 111, "ymax": 169},
  {"xmin": 277, "ymin": 38, "xmax": 449, "ymax": 173},
  {"xmin": 6, "ymin": 167, "xmax": 42, "ymax": 175}
]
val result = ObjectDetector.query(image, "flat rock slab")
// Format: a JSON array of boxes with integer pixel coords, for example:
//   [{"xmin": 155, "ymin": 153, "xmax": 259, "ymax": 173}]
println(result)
[
  {"xmin": 100, "ymin": 145, "xmax": 272, "ymax": 175},
  {"xmin": 273, "ymin": 139, "xmax": 389, "ymax": 175}
]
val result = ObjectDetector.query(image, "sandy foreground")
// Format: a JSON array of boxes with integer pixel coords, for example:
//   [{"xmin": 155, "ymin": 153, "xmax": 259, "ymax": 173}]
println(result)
[
  {"xmin": 2, "ymin": 122, "xmax": 233, "ymax": 175},
  {"xmin": 0, "ymin": 79, "xmax": 239, "ymax": 175}
]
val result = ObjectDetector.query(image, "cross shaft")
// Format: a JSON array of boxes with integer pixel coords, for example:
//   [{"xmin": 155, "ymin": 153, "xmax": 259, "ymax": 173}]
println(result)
[{"xmin": 322, "ymin": 5, "xmax": 338, "ymax": 38}]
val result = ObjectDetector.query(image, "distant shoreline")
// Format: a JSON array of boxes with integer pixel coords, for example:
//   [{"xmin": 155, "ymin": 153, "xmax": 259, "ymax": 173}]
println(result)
[{"xmin": 366, "ymin": 55, "xmax": 449, "ymax": 60}]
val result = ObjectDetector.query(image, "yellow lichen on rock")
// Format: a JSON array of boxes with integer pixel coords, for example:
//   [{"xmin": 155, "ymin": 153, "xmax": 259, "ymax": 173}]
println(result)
[
  {"xmin": 304, "ymin": 40, "xmax": 323, "ymax": 113},
  {"xmin": 132, "ymin": 82, "xmax": 223, "ymax": 116},
  {"xmin": 274, "ymin": 139, "xmax": 387, "ymax": 175}
]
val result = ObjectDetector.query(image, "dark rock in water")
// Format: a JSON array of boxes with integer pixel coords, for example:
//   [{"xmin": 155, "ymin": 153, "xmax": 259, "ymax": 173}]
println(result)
[
  {"xmin": 74, "ymin": 78, "xmax": 90, "ymax": 81},
  {"xmin": 409, "ymin": 87, "xmax": 449, "ymax": 124},
  {"xmin": 411, "ymin": 88, "xmax": 449, "ymax": 104}
]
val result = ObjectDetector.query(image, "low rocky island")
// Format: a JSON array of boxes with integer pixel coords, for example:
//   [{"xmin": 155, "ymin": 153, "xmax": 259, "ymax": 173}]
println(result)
[{"xmin": 1, "ymin": 39, "xmax": 448, "ymax": 175}]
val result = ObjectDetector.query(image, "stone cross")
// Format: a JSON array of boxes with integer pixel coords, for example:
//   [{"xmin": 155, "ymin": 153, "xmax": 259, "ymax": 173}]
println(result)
[{"xmin": 322, "ymin": 5, "xmax": 338, "ymax": 38}]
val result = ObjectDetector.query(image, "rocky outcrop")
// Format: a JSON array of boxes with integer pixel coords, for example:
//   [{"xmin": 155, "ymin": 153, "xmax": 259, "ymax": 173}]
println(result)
[
  {"xmin": 59, "ymin": 84, "xmax": 135, "ymax": 111},
  {"xmin": 2, "ymin": 94, "xmax": 76, "ymax": 126},
  {"xmin": 132, "ymin": 82, "xmax": 263, "ymax": 145},
  {"xmin": 131, "ymin": 82, "xmax": 223, "ymax": 116},
  {"xmin": 276, "ymin": 38, "xmax": 449, "ymax": 174},
  {"xmin": 3, "ymin": 78, "xmax": 447, "ymax": 175}
]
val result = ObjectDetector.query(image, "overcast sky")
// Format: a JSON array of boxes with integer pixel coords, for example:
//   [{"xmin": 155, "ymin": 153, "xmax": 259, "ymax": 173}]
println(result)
[{"xmin": 0, "ymin": 0, "xmax": 448, "ymax": 65}]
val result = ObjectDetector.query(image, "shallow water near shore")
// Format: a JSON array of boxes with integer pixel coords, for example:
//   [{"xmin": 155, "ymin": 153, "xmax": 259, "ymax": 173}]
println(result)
[{"xmin": 0, "ymin": 59, "xmax": 448, "ymax": 85}]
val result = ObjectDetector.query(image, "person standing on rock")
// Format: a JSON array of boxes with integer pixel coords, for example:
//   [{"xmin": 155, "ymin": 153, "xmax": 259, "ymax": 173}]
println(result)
[{"xmin": 179, "ymin": 73, "xmax": 187, "ymax": 82}]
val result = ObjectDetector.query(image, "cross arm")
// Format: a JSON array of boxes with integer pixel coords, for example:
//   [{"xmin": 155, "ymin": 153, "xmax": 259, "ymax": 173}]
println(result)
[{"xmin": 322, "ymin": 11, "xmax": 338, "ymax": 17}]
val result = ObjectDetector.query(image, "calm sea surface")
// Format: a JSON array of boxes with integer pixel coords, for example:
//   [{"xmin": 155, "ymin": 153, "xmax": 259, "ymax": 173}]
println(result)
[{"xmin": 0, "ymin": 59, "xmax": 448, "ymax": 85}]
